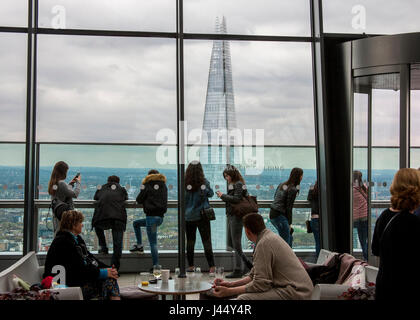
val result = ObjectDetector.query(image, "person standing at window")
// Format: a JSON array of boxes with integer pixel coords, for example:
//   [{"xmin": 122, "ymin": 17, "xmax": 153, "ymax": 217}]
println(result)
[
  {"xmin": 216, "ymin": 165, "xmax": 253, "ymax": 279},
  {"xmin": 130, "ymin": 170, "xmax": 168, "ymax": 272},
  {"xmin": 185, "ymin": 161, "xmax": 216, "ymax": 274},
  {"xmin": 48, "ymin": 161, "xmax": 81, "ymax": 233},
  {"xmin": 92, "ymin": 175, "xmax": 128, "ymax": 271},
  {"xmin": 270, "ymin": 167, "xmax": 303, "ymax": 247},
  {"xmin": 353, "ymin": 170, "xmax": 368, "ymax": 261},
  {"xmin": 371, "ymin": 168, "xmax": 420, "ymax": 300},
  {"xmin": 307, "ymin": 180, "xmax": 320, "ymax": 258}
]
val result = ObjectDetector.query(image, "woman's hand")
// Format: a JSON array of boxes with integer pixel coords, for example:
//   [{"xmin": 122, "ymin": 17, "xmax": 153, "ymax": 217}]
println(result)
[
  {"xmin": 216, "ymin": 191, "xmax": 223, "ymax": 198},
  {"xmin": 212, "ymin": 286, "xmax": 230, "ymax": 298},
  {"xmin": 107, "ymin": 266, "xmax": 119, "ymax": 279},
  {"xmin": 213, "ymin": 278, "xmax": 230, "ymax": 287}
]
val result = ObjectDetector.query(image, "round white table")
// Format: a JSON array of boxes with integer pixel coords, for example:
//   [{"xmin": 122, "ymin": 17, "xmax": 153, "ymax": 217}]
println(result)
[{"xmin": 139, "ymin": 278, "xmax": 212, "ymax": 300}]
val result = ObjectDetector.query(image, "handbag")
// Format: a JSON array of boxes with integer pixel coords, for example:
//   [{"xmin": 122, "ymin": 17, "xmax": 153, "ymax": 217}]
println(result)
[
  {"xmin": 201, "ymin": 207, "xmax": 216, "ymax": 221},
  {"xmin": 231, "ymin": 195, "xmax": 258, "ymax": 218},
  {"xmin": 200, "ymin": 187, "xmax": 215, "ymax": 221},
  {"xmin": 306, "ymin": 212, "xmax": 312, "ymax": 233}
]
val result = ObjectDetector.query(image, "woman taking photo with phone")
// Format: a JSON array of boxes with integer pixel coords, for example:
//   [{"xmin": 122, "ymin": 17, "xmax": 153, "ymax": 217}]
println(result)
[
  {"xmin": 216, "ymin": 165, "xmax": 253, "ymax": 278},
  {"xmin": 48, "ymin": 161, "xmax": 81, "ymax": 232}
]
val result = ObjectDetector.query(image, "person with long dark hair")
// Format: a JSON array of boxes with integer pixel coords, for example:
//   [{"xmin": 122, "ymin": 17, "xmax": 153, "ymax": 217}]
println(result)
[
  {"xmin": 48, "ymin": 161, "xmax": 81, "ymax": 232},
  {"xmin": 307, "ymin": 180, "xmax": 320, "ymax": 258},
  {"xmin": 185, "ymin": 161, "xmax": 215, "ymax": 274},
  {"xmin": 353, "ymin": 170, "xmax": 368, "ymax": 261},
  {"xmin": 216, "ymin": 165, "xmax": 253, "ymax": 278},
  {"xmin": 270, "ymin": 167, "xmax": 303, "ymax": 247},
  {"xmin": 371, "ymin": 168, "xmax": 420, "ymax": 300}
]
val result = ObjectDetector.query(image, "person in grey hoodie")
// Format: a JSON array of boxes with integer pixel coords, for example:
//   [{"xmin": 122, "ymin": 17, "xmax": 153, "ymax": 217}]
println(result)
[{"xmin": 48, "ymin": 161, "xmax": 81, "ymax": 233}]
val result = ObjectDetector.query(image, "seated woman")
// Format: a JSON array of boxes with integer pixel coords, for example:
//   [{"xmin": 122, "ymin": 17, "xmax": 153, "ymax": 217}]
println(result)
[{"xmin": 43, "ymin": 210, "xmax": 120, "ymax": 300}]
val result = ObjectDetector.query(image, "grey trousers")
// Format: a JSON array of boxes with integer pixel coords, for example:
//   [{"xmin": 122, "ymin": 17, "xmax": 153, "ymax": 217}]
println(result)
[{"xmin": 226, "ymin": 214, "xmax": 253, "ymax": 272}]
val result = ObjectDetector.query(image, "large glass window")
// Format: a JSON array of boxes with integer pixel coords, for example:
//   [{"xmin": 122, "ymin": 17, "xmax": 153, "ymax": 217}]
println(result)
[
  {"xmin": 0, "ymin": 0, "xmax": 27, "ymax": 27},
  {"xmin": 410, "ymin": 65, "xmax": 420, "ymax": 168},
  {"xmin": 36, "ymin": 35, "xmax": 177, "ymax": 143}
]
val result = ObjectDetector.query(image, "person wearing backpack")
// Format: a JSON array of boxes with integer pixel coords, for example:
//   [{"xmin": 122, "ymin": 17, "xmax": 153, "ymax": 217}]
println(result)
[
  {"xmin": 48, "ymin": 161, "xmax": 81, "ymax": 233},
  {"xmin": 185, "ymin": 161, "xmax": 216, "ymax": 274},
  {"xmin": 92, "ymin": 175, "xmax": 128, "ymax": 271},
  {"xmin": 270, "ymin": 167, "xmax": 303, "ymax": 247},
  {"xmin": 130, "ymin": 170, "xmax": 168, "ymax": 270},
  {"xmin": 216, "ymin": 165, "xmax": 253, "ymax": 278}
]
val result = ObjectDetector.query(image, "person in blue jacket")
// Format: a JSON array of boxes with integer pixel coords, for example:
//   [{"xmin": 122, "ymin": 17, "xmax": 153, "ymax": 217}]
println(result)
[{"xmin": 185, "ymin": 161, "xmax": 216, "ymax": 274}]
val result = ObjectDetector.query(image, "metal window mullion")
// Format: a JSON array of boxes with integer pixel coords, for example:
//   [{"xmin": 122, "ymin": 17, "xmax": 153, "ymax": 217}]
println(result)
[
  {"xmin": 400, "ymin": 65, "xmax": 410, "ymax": 169},
  {"xmin": 367, "ymin": 88, "xmax": 373, "ymax": 264},
  {"xmin": 176, "ymin": 0, "xmax": 187, "ymax": 278}
]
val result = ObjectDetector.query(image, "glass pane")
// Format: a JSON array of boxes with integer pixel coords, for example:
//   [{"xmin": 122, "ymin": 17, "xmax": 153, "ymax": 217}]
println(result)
[
  {"xmin": 37, "ymin": 144, "xmax": 177, "ymax": 200},
  {"xmin": 0, "ymin": 0, "xmax": 27, "ymax": 27},
  {"xmin": 323, "ymin": 0, "xmax": 420, "ymax": 34},
  {"xmin": 36, "ymin": 35, "xmax": 176, "ymax": 143},
  {"xmin": 39, "ymin": 0, "xmax": 175, "ymax": 32},
  {"xmin": 372, "ymin": 148, "xmax": 399, "ymax": 201},
  {"xmin": 38, "ymin": 207, "xmax": 179, "ymax": 252},
  {"xmin": 184, "ymin": 0, "xmax": 311, "ymax": 36},
  {"xmin": 410, "ymin": 65, "xmax": 420, "ymax": 155},
  {"xmin": 0, "ymin": 208, "xmax": 24, "ymax": 253},
  {"xmin": 0, "ymin": 144, "xmax": 25, "ymax": 199},
  {"xmin": 352, "ymin": 89, "xmax": 369, "ymax": 261},
  {"xmin": 0, "ymin": 33, "xmax": 27, "ymax": 141},
  {"xmin": 185, "ymin": 41, "xmax": 315, "ymax": 146}
]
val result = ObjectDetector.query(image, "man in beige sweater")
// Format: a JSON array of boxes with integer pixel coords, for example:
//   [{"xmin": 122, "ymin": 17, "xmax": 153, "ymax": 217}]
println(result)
[{"xmin": 213, "ymin": 213, "xmax": 314, "ymax": 300}]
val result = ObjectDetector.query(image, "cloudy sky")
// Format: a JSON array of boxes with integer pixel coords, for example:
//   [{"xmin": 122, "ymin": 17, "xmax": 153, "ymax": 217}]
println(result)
[{"xmin": 1, "ymin": 0, "xmax": 420, "ymax": 170}]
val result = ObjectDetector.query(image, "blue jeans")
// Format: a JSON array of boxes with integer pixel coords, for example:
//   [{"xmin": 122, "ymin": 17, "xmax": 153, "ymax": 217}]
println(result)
[
  {"xmin": 270, "ymin": 215, "xmax": 292, "ymax": 247},
  {"xmin": 310, "ymin": 218, "xmax": 321, "ymax": 258},
  {"xmin": 354, "ymin": 219, "xmax": 368, "ymax": 261},
  {"xmin": 133, "ymin": 216, "xmax": 163, "ymax": 266}
]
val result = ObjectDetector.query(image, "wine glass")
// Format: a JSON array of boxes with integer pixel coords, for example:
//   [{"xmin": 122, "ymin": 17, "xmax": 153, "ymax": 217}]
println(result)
[
  {"xmin": 215, "ymin": 267, "xmax": 224, "ymax": 282},
  {"xmin": 153, "ymin": 265, "xmax": 162, "ymax": 287}
]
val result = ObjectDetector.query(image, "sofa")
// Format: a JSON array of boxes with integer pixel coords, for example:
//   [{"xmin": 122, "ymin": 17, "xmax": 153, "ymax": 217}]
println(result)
[
  {"xmin": 0, "ymin": 251, "xmax": 83, "ymax": 300},
  {"xmin": 308, "ymin": 249, "xmax": 379, "ymax": 300}
]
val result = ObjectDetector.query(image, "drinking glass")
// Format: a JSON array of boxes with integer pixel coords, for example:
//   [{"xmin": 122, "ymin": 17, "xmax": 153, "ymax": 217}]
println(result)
[
  {"xmin": 174, "ymin": 267, "xmax": 180, "ymax": 277},
  {"xmin": 153, "ymin": 265, "xmax": 162, "ymax": 288},
  {"xmin": 215, "ymin": 267, "xmax": 224, "ymax": 281}
]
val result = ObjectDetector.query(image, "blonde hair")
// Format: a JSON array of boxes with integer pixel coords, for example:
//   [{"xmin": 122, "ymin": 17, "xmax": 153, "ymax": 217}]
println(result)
[
  {"xmin": 390, "ymin": 168, "xmax": 420, "ymax": 211},
  {"xmin": 59, "ymin": 210, "xmax": 84, "ymax": 232}
]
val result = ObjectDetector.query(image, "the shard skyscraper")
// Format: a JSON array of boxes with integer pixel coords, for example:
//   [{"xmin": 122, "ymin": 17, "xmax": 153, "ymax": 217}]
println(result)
[{"xmin": 200, "ymin": 17, "xmax": 238, "ymax": 189}]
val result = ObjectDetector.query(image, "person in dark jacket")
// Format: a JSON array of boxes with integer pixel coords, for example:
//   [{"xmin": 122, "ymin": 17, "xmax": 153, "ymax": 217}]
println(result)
[
  {"xmin": 307, "ymin": 180, "xmax": 320, "ymax": 258},
  {"xmin": 92, "ymin": 175, "xmax": 128, "ymax": 270},
  {"xmin": 43, "ymin": 210, "xmax": 120, "ymax": 300},
  {"xmin": 216, "ymin": 165, "xmax": 253, "ymax": 278},
  {"xmin": 48, "ymin": 161, "xmax": 81, "ymax": 233},
  {"xmin": 185, "ymin": 161, "xmax": 216, "ymax": 273},
  {"xmin": 270, "ymin": 167, "xmax": 303, "ymax": 247},
  {"xmin": 371, "ymin": 168, "xmax": 420, "ymax": 300},
  {"xmin": 130, "ymin": 169, "xmax": 168, "ymax": 269}
]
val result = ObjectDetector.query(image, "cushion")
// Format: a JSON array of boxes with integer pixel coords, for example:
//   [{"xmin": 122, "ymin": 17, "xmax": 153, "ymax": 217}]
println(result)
[
  {"xmin": 119, "ymin": 286, "xmax": 158, "ymax": 300},
  {"xmin": 342, "ymin": 264, "xmax": 366, "ymax": 289},
  {"xmin": 306, "ymin": 254, "xmax": 341, "ymax": 285}
]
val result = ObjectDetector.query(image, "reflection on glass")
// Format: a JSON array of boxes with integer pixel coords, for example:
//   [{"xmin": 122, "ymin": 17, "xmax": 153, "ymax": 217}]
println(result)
[{"xmin": 0, "ymin": 209, "xmax": 24, "ymax": 252}]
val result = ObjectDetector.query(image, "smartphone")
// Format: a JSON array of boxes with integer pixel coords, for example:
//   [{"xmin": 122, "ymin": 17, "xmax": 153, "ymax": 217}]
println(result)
[{"xmin": 74, "ymin": 172, "xmax": 80, "ymax": 179}]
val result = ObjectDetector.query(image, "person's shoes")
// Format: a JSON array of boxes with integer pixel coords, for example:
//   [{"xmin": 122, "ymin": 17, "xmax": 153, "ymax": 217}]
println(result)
[
  {"xmin": 225, "ymin": 270, "xmax": 243, "ymax": 279},
  {"xmin": 98, "ymin": 247, "xmax": 108, "ymax": 254},
  {"xmin": 129, "ymin": 244, "xmax": 144, "ymax": 254}
]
